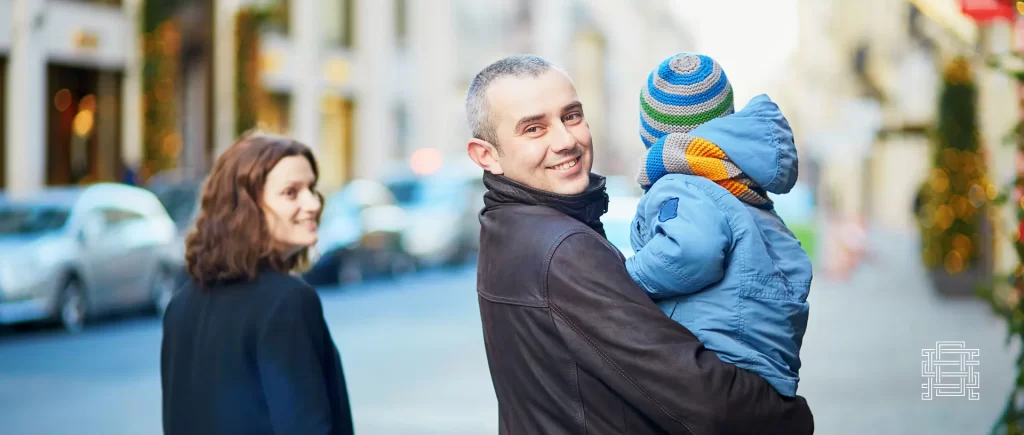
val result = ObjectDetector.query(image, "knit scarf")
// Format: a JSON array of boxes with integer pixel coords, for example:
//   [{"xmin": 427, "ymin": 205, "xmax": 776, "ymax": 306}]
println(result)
[
  {"xmin": 482, "ymin": 171, "xmax": 610, "ymax": 237},
  {"xmin": 637, "ymin": 132, "xmax": 772, "ymax": 208}
]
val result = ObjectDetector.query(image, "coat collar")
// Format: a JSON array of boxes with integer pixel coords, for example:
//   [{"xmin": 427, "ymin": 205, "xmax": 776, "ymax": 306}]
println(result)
[{"xmin": 481, "ymin": 171, "xmax": 609, "ymax": 237}]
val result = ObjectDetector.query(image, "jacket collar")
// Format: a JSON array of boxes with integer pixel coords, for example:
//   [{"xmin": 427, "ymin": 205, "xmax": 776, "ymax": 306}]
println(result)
[{"xmin": 481, "ymin": 171, "xmax": 609, "ymax": 237}]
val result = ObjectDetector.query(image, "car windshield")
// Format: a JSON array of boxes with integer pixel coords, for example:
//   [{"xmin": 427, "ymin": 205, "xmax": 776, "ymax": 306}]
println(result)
[
  {"xmin": 0, "ymin": 206, "xmax": 71, "ymax": 234},
  {"xmin": 387, "ymin": 177, "xmax": 465, "ymax": 207},
  {"xmin": 321, "ymin": 196, "xmax": 359, "ymax": 222},
  {"xmin": 154, "ymin": 185, "xmax": 202, "ymax": 230}
]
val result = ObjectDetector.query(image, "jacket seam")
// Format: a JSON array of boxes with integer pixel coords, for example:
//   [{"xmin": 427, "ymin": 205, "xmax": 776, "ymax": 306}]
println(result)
[
  {"xmin": 478, "ymin": 227, "xmax": 584, "ymax": 307},
  {"xmin": 544, "ymin": 231, "xmax": 699, "ymax": 435},
  {"xmin": 757, "ymin": 101, "xmax": 782, "ymax": 190},
  {"xmin": 544, "ymin": 298, "xmax": 588, "ymax": 435},
  {"xmin": 550, "ymin": 303, "xmax": 696, "ymax": 435},
  {"xmin": 549, "ymin": 232, "xmax": 696, "ymax": 433},
  {"xmin": 678, "ymin": 179, "xmax": 737, "ymax": 238},
  {"xmin": 476, "ymin": 290, "xmax": 548, "ymax": 308},
  {"xmin": 620, "ymin": 399, "xmax": 630, "ymax": 434},
  {"xmin": 540, "ymin": 228, "xmax": 593, "ymax": 299},
  {"xmin": 573, "ymin": 360, "xmax": 587, "ymax": 434},
  {"xmin": 540, "ymin": 228, "xmax": 595, "ymax": 435}
]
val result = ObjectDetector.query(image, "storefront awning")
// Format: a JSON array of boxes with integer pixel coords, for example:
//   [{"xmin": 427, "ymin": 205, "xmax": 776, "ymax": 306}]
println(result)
[{"xmin": 907, "ymin": 0, "xmax": 979, "ymax": 45}]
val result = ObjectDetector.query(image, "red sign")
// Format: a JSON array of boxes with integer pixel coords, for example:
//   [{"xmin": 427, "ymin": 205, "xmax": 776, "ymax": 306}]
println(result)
[{"xmin": 961, "ymin": 0, "xmax": 1017, "ymax": 22}]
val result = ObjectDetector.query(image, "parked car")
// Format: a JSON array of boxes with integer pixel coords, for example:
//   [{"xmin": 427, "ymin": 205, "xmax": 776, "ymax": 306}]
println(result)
[
  {"xmin": 304, "ymin": 179, "xmax": 414, "ymax": 286},
  {"xmin": 0, "ymin": 183, "xmax": 179, "ymax": 332},
  {"xmin": 147, "ymin": 179, "xmax": 204, "ymax": 291},
  {"xmin": 384, "ymin": 171, "xmax": 485, "ymax": 267}
]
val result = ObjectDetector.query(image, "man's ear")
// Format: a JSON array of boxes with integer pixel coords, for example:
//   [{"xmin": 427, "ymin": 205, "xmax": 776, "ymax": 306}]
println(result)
[{"xmin": 467, "ymin": 138, "xmax": 504, "ymax": 175}]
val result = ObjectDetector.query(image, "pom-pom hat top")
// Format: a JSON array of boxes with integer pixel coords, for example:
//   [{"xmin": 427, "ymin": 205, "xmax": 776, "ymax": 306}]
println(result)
[{"xmin": 639, "ymin": 53, "xmax": 735, "ymax": 148}]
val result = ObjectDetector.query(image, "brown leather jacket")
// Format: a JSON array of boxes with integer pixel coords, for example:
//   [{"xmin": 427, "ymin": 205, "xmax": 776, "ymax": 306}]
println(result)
[{"xmin": 476, "ymin": 172, "xmax": 813, "ymax": 435}]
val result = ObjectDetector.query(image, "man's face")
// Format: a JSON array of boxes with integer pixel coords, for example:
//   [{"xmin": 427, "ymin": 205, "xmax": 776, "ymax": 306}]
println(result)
[{"xmin": 470, "ymin": 69, "xmax": 594, "ymax": 195}]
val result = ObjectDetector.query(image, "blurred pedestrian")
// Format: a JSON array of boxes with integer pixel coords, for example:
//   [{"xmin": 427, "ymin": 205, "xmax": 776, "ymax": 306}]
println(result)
[
  {"xmin": 627, "ymin": 53, "xmax": 811, "ymax": 399},
  {"xmin": 161, "ymin": 131, "xmax": 354, "ymax": 435},
  {"xmin": 466, "ymin": 54, "xmax": 812, "ymax": 434}
]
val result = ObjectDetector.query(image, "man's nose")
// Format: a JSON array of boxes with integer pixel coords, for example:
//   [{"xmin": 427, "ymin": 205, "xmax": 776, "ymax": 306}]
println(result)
[{"xmin": 550, "ymin": 122, "xmax": 576, "ymax": 153}]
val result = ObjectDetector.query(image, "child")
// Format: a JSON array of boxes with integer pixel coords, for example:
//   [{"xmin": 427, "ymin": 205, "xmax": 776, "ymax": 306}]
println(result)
[{"xmin": 625, "ymin": 52, "xmax": 812, "ymax": 397}]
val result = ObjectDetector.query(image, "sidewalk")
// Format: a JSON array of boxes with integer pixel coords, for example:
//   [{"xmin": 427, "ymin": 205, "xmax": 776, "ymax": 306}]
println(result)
[{"xmin": 799, "ymin": 228, "xmax": 1018, "ymax": 434}]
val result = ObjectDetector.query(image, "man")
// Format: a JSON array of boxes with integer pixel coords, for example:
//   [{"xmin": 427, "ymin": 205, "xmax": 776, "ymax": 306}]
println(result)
[{"xmin": 465, "ymin": 54, "xmax": 814, "ymax": 434}]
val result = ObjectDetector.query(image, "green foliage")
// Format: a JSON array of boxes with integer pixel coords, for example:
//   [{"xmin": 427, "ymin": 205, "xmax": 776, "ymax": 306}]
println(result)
[
  {"xmin": 985, "ymin": 52, "xmax": 1024, "ymax": 435},
  {"xmin": 915, "ymin": 57, "xmax": 992, "ymax": 274},
  {"xmin": 235, "ymin": 3, "xmax": 280, "ymax": 136},
  {"xmin": 140, "ymin": 2, "xmax": 185, "ymax": 181}
]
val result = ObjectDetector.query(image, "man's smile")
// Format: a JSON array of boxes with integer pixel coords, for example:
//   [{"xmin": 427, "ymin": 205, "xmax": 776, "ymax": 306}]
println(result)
[{"xmin": 548, "ymin": 156, "xmax": 581, "ymax": 171}]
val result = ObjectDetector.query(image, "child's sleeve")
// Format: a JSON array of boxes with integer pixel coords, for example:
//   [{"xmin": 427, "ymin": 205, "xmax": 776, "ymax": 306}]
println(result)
[{"xmin": 625, "ymin": 178, "xmax": 733, "ymax": 300}]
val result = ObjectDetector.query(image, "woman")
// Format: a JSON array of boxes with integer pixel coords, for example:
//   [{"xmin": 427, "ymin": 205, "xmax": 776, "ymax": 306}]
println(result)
[{"xmin": 161, "ymin": 132, "xmax": 355, "ymax": 435}]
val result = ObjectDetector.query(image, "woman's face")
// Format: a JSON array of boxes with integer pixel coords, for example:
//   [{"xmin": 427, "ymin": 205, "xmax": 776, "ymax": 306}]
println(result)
[{"xmin": 262, "ymin": 155, "xmax": 321, "ymax": 256}]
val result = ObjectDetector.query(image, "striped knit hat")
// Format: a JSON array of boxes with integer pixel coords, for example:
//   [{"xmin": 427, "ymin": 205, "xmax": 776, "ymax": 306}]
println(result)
[{"xmin": 639, "ymin": 53, "xmax": 735, "ymax": 148}]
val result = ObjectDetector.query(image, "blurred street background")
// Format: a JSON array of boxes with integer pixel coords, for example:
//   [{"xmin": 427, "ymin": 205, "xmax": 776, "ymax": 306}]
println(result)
[{"xmin": 2, "ymin": 0, "xmax": 1024, "ymax": 434}]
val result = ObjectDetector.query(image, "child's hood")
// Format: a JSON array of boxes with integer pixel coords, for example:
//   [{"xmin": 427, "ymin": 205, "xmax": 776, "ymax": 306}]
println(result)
[{"xmin": 689, "ymin": 94, "xmax": 798, "ymax": 194}]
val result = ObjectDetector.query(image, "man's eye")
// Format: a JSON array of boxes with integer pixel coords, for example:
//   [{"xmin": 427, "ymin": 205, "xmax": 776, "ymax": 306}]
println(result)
[
  {"xmin": 565, "ymin": 113, "xmax": 581, "ymax": 121},
  {"xmin": 526, "ymin": 126, "xmax": 541, "ymax": 134}
]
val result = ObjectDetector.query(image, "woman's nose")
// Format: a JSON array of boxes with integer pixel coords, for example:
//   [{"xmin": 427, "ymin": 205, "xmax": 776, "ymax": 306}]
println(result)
[{"xmin": 302, "ymin": 191, "xmax": 322, "ymax": 212}]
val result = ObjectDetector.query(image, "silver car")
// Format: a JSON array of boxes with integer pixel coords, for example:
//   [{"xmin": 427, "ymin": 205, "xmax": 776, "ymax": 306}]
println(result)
[{"xmin": 0, "ymin": 183, "xmax": 178, "ymax": 333}]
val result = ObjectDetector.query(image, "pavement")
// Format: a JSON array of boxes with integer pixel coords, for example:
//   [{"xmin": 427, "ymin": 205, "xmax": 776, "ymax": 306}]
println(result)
[{"xmin": 0, "ymin": 229, "xmax": 1017, "ymax": 434}]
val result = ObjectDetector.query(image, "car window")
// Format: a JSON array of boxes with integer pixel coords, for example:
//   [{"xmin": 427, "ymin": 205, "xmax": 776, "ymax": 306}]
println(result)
[
  {"xmin": 387, "ymin": 180, "xmax": 420, "ymax": 205},
  {"xmin": 387, "ymin": 177, "xmax": 470, "ymax": 207},
  {"xmin": 153, "ymin": 184, "xmax": 202, "ymax": 229},
  {"xmin": 336, "ymin": 181, "xmax": 396, "ymax": 209},
  {"xmin": 0, "ymin": 206, "xmax": 71, "ymax": 234},
  {"xmin": 100, "ymin": 208, "xmax": 146, "ymax": 227}
]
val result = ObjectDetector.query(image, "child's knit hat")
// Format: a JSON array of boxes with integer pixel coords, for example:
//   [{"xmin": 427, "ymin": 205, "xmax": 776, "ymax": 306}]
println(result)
[{"xmin": 639, "ymin": 53, "xmax": 735, "ymax": 148}]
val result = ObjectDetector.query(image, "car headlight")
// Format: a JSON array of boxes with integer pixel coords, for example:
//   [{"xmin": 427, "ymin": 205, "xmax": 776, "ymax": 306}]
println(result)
[{"xmin": 0, "ymin": 255, "xmax": 41, "ymax": 293}]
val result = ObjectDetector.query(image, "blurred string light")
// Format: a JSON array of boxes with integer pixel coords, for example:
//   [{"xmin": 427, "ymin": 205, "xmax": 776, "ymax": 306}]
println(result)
[
  {"xmin": 410, "ymin": 147, "xmax": 443, "ymax": 176},
  {"xmin": 53, "ymin": 89, "xmax": 72, "ymax": 112},
  {"xmin": 916, "ymin": 57, "xmax": 992, "ymax": 276},
  {"xmin": 140, "ymin": 16, "xmax": 181, "ymax": 181},
  {"xmin": 72, "ymin": 110, "xmax": 94, "ymax": 137},
  {"xmin": 79, "ymin": 94, "xmax": 96, "ymax": 113}
]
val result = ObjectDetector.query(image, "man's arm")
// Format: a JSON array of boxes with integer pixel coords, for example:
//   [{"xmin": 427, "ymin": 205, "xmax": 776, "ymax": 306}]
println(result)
[
  {"xmin": 548, "ymin": 231, "xmax": 813, "ymax": 435},
  {"xmin": 626, "ymin": 178, "xmax": 731, "ymax": 300}
]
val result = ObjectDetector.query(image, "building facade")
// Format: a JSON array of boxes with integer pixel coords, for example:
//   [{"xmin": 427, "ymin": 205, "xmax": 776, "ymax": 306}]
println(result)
[
  {"xmin": 1, "ymin": 0, "xmax": 696, "ymax": 195},
  {"xmin": 229, "ymin": 0, "xmax": 698, "ymax": 191},
  {"xmin": 2, "ymin": 0, "xmax": 142, "ymax": 195},
  {"xmin": 786, "ymin": 0, "xmax": 1021, "ymax": 274}
]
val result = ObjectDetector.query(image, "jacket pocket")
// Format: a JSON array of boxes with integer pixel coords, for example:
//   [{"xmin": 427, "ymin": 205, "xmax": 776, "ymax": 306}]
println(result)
[{"xmin": 737, "ymin": 276, "xmax": 809, "ymax": 377}]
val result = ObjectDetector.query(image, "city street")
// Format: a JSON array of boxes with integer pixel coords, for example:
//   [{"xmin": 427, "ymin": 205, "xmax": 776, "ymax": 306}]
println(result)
[{"xmin": 0, "ymin": 230, "xmax": 1018, "ymax": 434}]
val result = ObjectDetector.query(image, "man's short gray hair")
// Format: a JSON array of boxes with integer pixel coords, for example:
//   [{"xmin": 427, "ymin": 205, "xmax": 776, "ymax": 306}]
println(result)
[{"xmin": 465, "ymin": 54, "xmax": 562, "ymax": 149}]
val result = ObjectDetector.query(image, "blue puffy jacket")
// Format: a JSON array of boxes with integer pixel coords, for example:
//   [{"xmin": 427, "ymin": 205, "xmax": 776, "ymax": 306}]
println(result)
[{"xmin": 625, "ymin": 94, "xmax": 812, "ymax": 397}]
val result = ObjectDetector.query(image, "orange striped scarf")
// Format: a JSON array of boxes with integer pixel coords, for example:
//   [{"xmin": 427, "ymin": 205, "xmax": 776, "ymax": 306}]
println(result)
[{"xmin": 637, "ymin": 133, "xmax": 771, "ymax": 207}]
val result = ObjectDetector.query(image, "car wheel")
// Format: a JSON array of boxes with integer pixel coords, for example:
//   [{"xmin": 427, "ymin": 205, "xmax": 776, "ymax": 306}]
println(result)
[
  {"xmin": 338, "ymin": 250, "xmax": 363, "ymax": 285},
  {"xmin": 151, "ymin": 266, "xmax": 177, "ymax": 317},
  {"xmin": 390, "ymin": 253, "xmax": 417, "ymax": 276},
  {"xmin": 58, "ymin": 280, "xmax": 87, "ymax": 334}
]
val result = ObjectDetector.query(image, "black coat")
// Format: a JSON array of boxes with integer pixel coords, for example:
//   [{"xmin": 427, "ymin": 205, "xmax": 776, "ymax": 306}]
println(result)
[
  {"xmin": 161, "ymin": 270, "xmax": 354, "ymax": 435},
  {"xmin": 476, "ymin": 171, "xmax": 814, "ymax": 434}
]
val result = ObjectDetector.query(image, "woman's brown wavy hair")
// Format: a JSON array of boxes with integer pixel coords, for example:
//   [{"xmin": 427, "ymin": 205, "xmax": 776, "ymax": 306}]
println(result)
[{"xmin": 185, "ymin": 131, "xmax": 323, "ymax": 288}]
